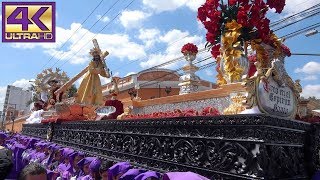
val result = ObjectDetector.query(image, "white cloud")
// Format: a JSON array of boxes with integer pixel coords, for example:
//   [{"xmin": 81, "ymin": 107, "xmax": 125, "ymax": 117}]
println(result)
[
  {"xmin": 119, "ymin": 10, "xmax": 150, "ymax": 29},
  {"xmin": 0, "ymin": 86, "xmax": 7, "ymax": 111},
  {"xmin": 301, "ymin": 84, "xmax": 320, "ymax": 98},
  {"xmin": 12, "ymin": 79, "xmax": 34, "ymax": 90},
  {"xmin": 96, "ymin": 15, "xmax": 110, "ymax": 23},
  {"xmin": 138, "ymin": 28, "xmax": 161, "ymax": 48},
  {"xmin": 142, "ymin": 0, "xmax": 205, "ymax": 13},
  {"xmin": 185, "ymin": 0, "xmax": 206, "ymax": 11},
  {"xmin": 99, "ymin": 75, "xmax": 111, "ymax": 85},
  {"xmin": 140, "ymin": 29, "xmax": 204, "ymax": 69},
  {"xmin": 0, "ymin": 78, "xmax": 34, "ymax": 111},
  {"xmin": 10, "ymin": 23, "xmax": 146, "ymax": 65},
  {"xmin": 283, "ymin": 0, "xmax": 319, "ymax": 15},
  {"xmin": 295, "ymin": 62, "xmax": 320, "ymax": 74},
  {"xmin": 303, "ymin": 75, "xmax": 318, "ymax": 81},
  {"xmin": 205, "ymin": 69, "xmax": 214, "ymax": 76},
  {"xmin": 125, "ymin": 72, "xmax": 136, "ymax": 76}
]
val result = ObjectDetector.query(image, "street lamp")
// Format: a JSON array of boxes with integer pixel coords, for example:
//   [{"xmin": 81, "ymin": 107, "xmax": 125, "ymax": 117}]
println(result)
[
  {"xmin": 128, "ymin": 88, "xmax": 137, "ymax": 100},
  {"xmin": 10, "ymin": 112, "xmax": 15, "ymax": 132},
  {"xmin": 165, "ymin": 86, "xmax": 172, "ymax": 96}
]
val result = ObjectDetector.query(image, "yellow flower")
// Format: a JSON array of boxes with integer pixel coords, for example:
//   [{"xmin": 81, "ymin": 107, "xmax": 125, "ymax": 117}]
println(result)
[{"xmin": 225, "ymin": 20, "xmax": 242, "ymax": 31}]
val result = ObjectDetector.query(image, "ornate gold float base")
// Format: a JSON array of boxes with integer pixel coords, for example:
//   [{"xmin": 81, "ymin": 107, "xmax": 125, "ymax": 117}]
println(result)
[{"xmin": 223, "ymin": 93, "xmax": 247, "ymax": 115}]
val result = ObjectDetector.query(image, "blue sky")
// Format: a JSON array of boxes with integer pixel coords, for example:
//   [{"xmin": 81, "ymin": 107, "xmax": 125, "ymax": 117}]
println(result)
[{"xmin": 0, "ymin": 0, "xmax": 320, "ymax": 106}]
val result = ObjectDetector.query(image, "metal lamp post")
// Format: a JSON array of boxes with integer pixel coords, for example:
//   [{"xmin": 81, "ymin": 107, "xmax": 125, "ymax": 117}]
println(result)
[
  {"xmin": 11, "ymin": 112, "xmax": 15, "ymax": 132},
  {"xmin": 165, "ymin": 86, "xmax": 172, "ymax": 96}
]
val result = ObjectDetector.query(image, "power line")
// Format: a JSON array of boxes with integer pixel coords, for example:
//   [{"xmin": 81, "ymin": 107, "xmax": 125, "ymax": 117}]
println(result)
[
  {"xmin": 139, "ymin": 55, "xmax": 212, "ymax": 88},
  {"xmin": 56, "ymin": 0, "xmax": 136, "ymax": 69},
  {"xmin": 271, "ymin": 3, "xmax": 320, "ymax": 28},
  {"xmin": 140, "ymin": 48, "xmax": 208, "ymax": 72},
  {"xmin": 281, "ymin": 22, "xmax": 320, "ymax": 40},
  {"xmin": 273, "ymin": 6, "xmax": 320, "ymax": 31},
  {"xmin": 112, "ymin": 29, "xmax": 201, "ymax": 72},
  {"xmin": 50, "ymin": 0, "xmax": 123, "ymax": 68},
  {"xmin": 38, "ymin": 0, "xmax": 105, "ymax": 72},
  {"xmin": 291, "ymin": 53, "xmax": 320, "ymax": 56}
]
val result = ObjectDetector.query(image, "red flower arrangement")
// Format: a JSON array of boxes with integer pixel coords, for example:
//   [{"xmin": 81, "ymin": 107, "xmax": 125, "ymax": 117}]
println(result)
[
  {"xmin": 198, "ymin": 0, "xmax": 291, "ymax": 83},
  {"xmin": 281, "ymin": 44, "xmax": 291, "ymax": 57},
  {"xmin": 198, "ymin": 0, "xmax": 288, "ymax": 52},
  {"xmin": 123, "ymin": 106, "xmax": 220, "ymax": 120},
  {"xmin": 181, "ymin": 43, "xmax": 198, "ymax": 55}
]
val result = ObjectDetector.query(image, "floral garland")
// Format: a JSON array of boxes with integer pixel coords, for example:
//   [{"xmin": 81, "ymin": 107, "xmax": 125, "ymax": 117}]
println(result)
[
  {"xmin": 198, "ymin": 0, "xmax": 291, "ymax": 84},
  {"xmin": 181, "ymin": 43, "xmax": 198, "ymax": 55},
  {"xmin": 123, "ymin": 106, "xmax": 220, "ymax": 119}
]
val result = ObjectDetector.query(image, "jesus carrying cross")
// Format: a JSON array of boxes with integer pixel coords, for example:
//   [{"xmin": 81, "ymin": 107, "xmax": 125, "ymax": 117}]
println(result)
[{"xmin": 76, "ymin": 39, "xmax": 111, "ymax": 105}]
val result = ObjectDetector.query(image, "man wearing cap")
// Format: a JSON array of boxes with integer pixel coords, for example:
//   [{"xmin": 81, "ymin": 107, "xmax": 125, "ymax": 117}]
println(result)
[
  {"xmin": 48, "ymin": 145, "xmax": 63, "ymax": 171},
  {"xmin": 77, "ymin": 157, "xmax": 96, "ymax": 179},
  {"xmin": 99, "ymin": 160, "xmax": 114, "ymax": 180},
  {"xmin": 80, "ymin": 157, "xmax": 101, "ymax": 180},
  {"xmin": 0, "ymin": 144, "xmax": 14, "ymax": 179},
  {"xmin": 119, "ymin": 168, "xmax": 146, "ymax": 180},
  {"xmin": 134, "ymin": 171, "xmax": 161, "ymax": 180},
  {"xmin": 107, "ymin": 162, "xmax": 131, "ymax": 180},
  {"xmin": 162, "ymin": 172, "xmax": 209, "ymax": 180},
  {"xmin": 0, "ymin": 132, "xmax": 8, "ymax": 147},
  {"xmin": 56, "ymin": 148, "xmax": 75, "ymax": 178},
  {"xmin": 69, "ymin": 151, "xmax": 85, "ymax": 178}
]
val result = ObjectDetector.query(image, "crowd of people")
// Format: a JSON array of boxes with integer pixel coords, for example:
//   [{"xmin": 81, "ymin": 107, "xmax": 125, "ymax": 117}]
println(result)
[{"xmin": 0, "ymin": 131, "xmax": 210, "ymax": 180}]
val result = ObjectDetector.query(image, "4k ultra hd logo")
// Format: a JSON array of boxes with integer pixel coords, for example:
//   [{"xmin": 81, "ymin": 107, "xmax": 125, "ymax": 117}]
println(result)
[{"xmin": 2, "ymin": 2, "xmax": 56, "ymax": 43}]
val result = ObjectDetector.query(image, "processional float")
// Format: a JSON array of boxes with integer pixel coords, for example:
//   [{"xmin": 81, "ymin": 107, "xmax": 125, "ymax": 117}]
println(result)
[{"xmin": 29, "ymin": 39, "xmax": 120, "ymax": 122}]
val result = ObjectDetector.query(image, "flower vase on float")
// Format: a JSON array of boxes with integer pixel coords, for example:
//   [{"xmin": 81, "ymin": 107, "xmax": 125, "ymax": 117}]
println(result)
[
  {"xmin": 198, "ymin": 0, "xmax": 289, "ymax": 85},
  {"xmin": 197, "ymin": 0, "xmax": 296, "ymax": 115},
  {"xmin": 179, "ymin": 43, "xmax": 201, "ymax": 94}
]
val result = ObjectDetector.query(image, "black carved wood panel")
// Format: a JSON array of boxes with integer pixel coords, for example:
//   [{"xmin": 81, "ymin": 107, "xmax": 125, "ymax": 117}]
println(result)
[{"xmin": 22, "ymin": 115, "xmax": 311, "ymax": 179}]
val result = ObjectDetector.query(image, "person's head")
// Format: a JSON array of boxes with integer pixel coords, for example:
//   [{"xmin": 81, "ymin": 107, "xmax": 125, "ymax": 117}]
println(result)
[
  {"xmin": 48, "ymin": 80, "xmax": 59, "ymax": 88},
  {"xmin": 61, "ymin": 148, "xmax": 74, "ymax": 164},
  {"xmin": 100, "ymin": 161, "xmax": 114, "ymax": 180},
  {"xmin": 108, "ymin": 162, "xmax": 131, "ymax": 180},
  {"xmin": 77, "ymin": 157, "xmax": 96, "ymax": 175},
  {"xmin": 83, "ymin": 163, "xmax": 90, "ymax": 175},
  {"xmin": 133, "ymin": 171, "xmax": 161, "ymax": 180},
  {"xmin": 93, "ymin": 54, "xmax": 101, "ymax": 62},
  {"xmin": 0, "ymin": 132, "xmax": 8, "ymax": 145},
  {"xmin": 18, "ymin": 163, "xmax": 47, "ymax": 180},
  {"xmin": 54, "ymin": 149, "xmax": 62, "ymax": 161},
  {"xmin": 72, "ymin": 152, "xmax": 84, "ymax": 170},
  {"xmin": 0, "ymin": 146, "xmax": 13, "ymax": 180}
]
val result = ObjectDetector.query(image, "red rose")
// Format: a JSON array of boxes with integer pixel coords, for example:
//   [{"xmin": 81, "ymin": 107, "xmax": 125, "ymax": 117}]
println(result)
[
  {"xmin": 237, "ymin": 10, "xmax": 248, "ymax": 27},
  {"xmin": 238, "ymin": 0, "xmax": 249, "ymax": 5},
  {"xmin": 208, "ymin": 10, "xmax": 221, "ymax": 23},
  {"xmin": 205, "ymin": 0, "xmax": 220, "ymax": 8},
  {"xmin": 281, "ymin": 44, "xmax": 291, "ymax": 57},
  {"xmin": 206, "ymin": 32, "xmax": 216, "ymax": 44},
  {"xmin": 267, "ymin": 0, "xmax": 286, "ymax": 13},
  {"xmin": 211, "ymin": 44, "xmax": 221, "ymax": 58},
  {"xmin": 181, "ymin": 43, "xmax": 198, "ymax": 54},
  {"xmin": 197, "ymin": 5, "xmax": 207, "ymax": 22},
  {"xmin": 228, "ymin": 0, "xmax": 237, "ymax": 6},
  {"xmin": 203, "ymin": 21, "xmax": 219, "ymax": 34}
]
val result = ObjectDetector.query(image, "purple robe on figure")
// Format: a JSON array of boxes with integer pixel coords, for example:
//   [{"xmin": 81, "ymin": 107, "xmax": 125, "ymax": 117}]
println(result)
[
  {"xmin": 107, "ymin": 162, "xmax": 131, "ymax": 180},
  {"xmin": 134, "ymin": 171, "xmax": 161, "ymax": 180},
  {"xmin": 119, "ymin": 169, "xmax": 147, "ymax": 180},
  {"xmin": 162, "ymin": 172, "xmax": 209, "ymax": 180},
  {"xmin": 77, "ymin": 157, "xmax": 96, "ymax": 179}
]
